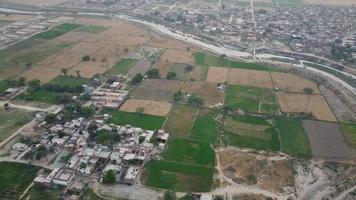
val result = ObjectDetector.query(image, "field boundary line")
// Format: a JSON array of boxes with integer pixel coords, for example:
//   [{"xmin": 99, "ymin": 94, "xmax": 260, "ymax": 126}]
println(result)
[{"xmin": 188, "ymin": 107, "xmax": 200, "ymax": 137}]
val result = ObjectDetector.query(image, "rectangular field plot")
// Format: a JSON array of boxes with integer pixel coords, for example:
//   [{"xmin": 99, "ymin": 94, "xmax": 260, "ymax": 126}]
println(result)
[
  {"xmin": 0, "ymin": 162, "xmax": 40, "ymax": 199},
  {"xmin": 153, "ymin": 62, "xmax": 173, "ymax": 78},
  {"xmin": 271, "ymin": 72, "xmax": 320, "ymax": 93},
  {"xmin": 163, "ymin": 138, "xmax": 215, "ymax": 166},
  {"xmin": 106, "ymin": 58, "xmax": 138, "ymax": 76},
  {"xmin": 0, "ymin": 108, "xmax": 34, "ymax": 142},
  {"xmin": 340, "ymin": 123, "xmax": 356, "ymax": 149},
  {"xmin": 183, "ymin": 81, "xmax": 224, "ymax": 106},
  {"xmin": 225, "ymin": 85, "xmax": 279, "ymax": 114},
  {"xmin": 168, "ymin": 63, "xmax": 193, "ymax": 80},
  {"xmin": 160, "ymin": 49, "xmax": 194, "ymax": 64},
  {"xmin": 190, "ymin": 109, "xmax": 219, "ymax": 144},
  {"xmin": 131, "ymin": 79, "xmax": 183, "ymax": 102},
  {"xmin": 106, "ymin": 109, "xmax": 165, "ymax": 130},
  {"xmin": 32, "ymin": 23, "xmax": 82, "ymax": 40},
  {"xmin": 74, "ymin": 25, "xmax": 108, "ymax": 34},
  {"xmin": 142, "ymin": 160, "xmax": 214, "ymax": 192},
  {"xmin": 127, "ymin": 60, "xmax": 151, "ymax": 78},
  {"xmin": 220, "ymin": 115, "xmax": 280, "ymax": 151},
  {"xmin": 120, "ymin": 99, "xmax": 172, "ymax": 117},
  {"xmin": 276, "ymin": 92, "xmax": 336, "ymax": 122},
  {"xmin": 275, "ymin": 116, "xmax": 311, "ymax": 157},
  {"xmin": 303, "ymin": 120, "xmax": 353, "ymax": 161},
  {"xmin": 163, "ymin": 105, "xmax": 198, "ymax": 138}
]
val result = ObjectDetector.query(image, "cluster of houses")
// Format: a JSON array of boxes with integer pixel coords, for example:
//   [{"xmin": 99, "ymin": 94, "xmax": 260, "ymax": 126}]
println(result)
[{"xmin": 0, "ymin": 15, "xmax": 74, "ymax": 49}]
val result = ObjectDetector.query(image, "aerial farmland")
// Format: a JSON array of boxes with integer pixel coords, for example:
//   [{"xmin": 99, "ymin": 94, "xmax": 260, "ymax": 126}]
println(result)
[{"xmin": 0, "ymin": 3, "xmax": 355, "ymax": 200}]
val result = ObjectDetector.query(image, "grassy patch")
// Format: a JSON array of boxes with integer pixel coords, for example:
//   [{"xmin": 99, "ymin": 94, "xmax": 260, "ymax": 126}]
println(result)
[
  {"xmin": 220, "ymin": 115, "xmax": 280, "ymax": 151},
  {"xmin": 230, "ymin": 60, "xmax": 267, "ymax": 71},
  {"xmin": 106, "ymin": 109, "xmax": 165, "ymax": 130},
  {"xmin": 225, "ymin": 85, "xmax": 279, "ymax": 114},
  {"xmin": 32, "ymin": 23, "xmax": 82, "ymax": 40},
  {"xmin": 340, "ymin": 122, "xmax": 356, "ymax": 149},
  {"xmin": 163, "ymin": 138, "xmax": 215, "ymax": 167},
  {"xmin": 163, "ymin": 105, "xmax": 198, "ymax": 138},
  {"xmin": 75, "ymin": 25, "xmax": 108, "ymax": 34},
  {"xmin": 275, "ymin": 116, "xmax": 311, "ymax": 157},
  {"xmin": 107, "ymin": 58, "xmax": 138, "ymax": 75},
  {"xmin": 142, "ymin": 160, "xmax": 214, "ymax": 192},
  {"xmin": 26, "ymin": 185, "xmax": 63, "ymax": 200},
  {"xmin": 190, "ymin": 108, "xmax": 219, "ymax": 144},
  {"xmin": 0, "ymin": 108, "xmax": 34, "ymax": 142},
  {"xmin": 0, "ymin": 162, "xmax": 40, "ymax": 199}
]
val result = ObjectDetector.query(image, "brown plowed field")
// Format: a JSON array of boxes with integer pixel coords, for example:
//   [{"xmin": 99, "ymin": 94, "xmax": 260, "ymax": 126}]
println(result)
[{"xmin": 120, "ymin": 99, "xmax": 172, "ymax": 117}]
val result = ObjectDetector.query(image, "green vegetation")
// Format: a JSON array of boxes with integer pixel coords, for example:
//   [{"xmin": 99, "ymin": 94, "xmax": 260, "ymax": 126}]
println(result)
[
  {"xmin": 194, "ymin": 51, "xmax": 268, "ymax": 71},
  {"xmin": 18, "ymin": 75, "xmax": 88, "ymax": 104},
  {"xmin": 108, "ymin": 58, "xmax": 138, "ymax": 75},
  {"xmin": 164, "ymin": 105, "xmax": 198, "ymax": 138},
  {"xmin": 225, "ymin": 85, "xmax": 279, "ymax": 114},
  {"xmin": 75, "ymin": 25, "xmax": 108, "ymax": 34},
  {"xmin": 32, "ymin": 23, "xmax": 82, "ymax": 40},
  {"xmin": 103, "ymin": 170, "xmax": 116, "ymax": 183},
  {"xmin": 190, "ymin": 109, "xmax": 219, "ymax": 144},
  {"xmin": 106, "ymin": 110, "xmax": 165, "ymax": 130},
  {"xmin": 130, "ymin": 73, "xmax": 144, "ymax": 85},
  {"xmin": 0, "ymin": 162, "xmax": 40, "ymax": 198},
  {"xmin": 169, "ymin": 63, "xmax": 192, "ymax": 80},
  {"xmin": 187, "ymin": 93, "xmax": 204, "ymax": 107},
  {"xmin": 220, "ymin": 115, "xmax": 280, "ymax": 151},
  {"xmin": 142, "ymin": 160, "xmax": 214, "ymax": 192},
  {"xmin": 340, "ymin": 122, "xmax": 356, "ymax": 149},
  {"xmin": 146, "ymin": 68, "xmax": 160, "ymax": 78},
  {"xmin": 27, "ymin": 185, "xmax": 62, "ymax": 200},
  {"xmin": 166, "ymin": 71, "xmax": 177, "ymax": 80},
  {"xmin": 163, "ymin": 138, "xmax": 215, "ymax": 167},
  {"xmin": 275, "ymin": 116, "xmax": 311, "ymax": 157},
  {"xmin": 0, "ymin": 108, "xmax": 34, "ymax": 142}
]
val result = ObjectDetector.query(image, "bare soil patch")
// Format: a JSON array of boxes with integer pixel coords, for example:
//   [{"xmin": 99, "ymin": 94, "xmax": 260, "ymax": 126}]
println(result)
[
  {"xmin": 127, "ymin": 60, "xmax": 151, "ymax": 78},
  {"xmin": 228, "ymin": 68, "xmax": 273, "ymax": 89},
  {"xmin": 304, "ymin": 0, "xmax": 356, "ymax": 6},
  {"xmin": 145, "ymin": 35, "xmax": 196, "ymax": 51},
  {"xmin": 303, "ymin": 120, "xmax": 354, "ymax": 161},
  {"xmin": 271, "ymin": 72, "xmax": 320, "ymax": 93},
  {"xmin": 120, "ymin": 99, "xmax": 171, "ymax": 117},
  {"xmin": 0, "ymin": 14, "xmax": 33, "ymax": 21},
  {"xmin": 153, "ymin": 62, "xmax": 173, "ymax": 77},
  {"xmin": 218, "ymin": 150, "xmax": 294, "ymax": 193},
  {"xmin": 67, "ymin": 41, "xmax": 105, "ymax": 55},
  {"xmin": 68, "ymin": 61, "xmax": 109, "ymax": 78},
  {"xmin": 19, "ymin": 66, "xmax": 60, "ymax": 83},
  {"xmin": 37, "ymin": 51, "xmax": 83, "ymax": 69},
  {"xmin": 207, "ymin": 67, "xmax": 228, "ymax": 83},
  {"xmin": 159, "ymin": 49, "xmax": 194, "ymax": 64},
  {"xmin": 183, "ymin": 81, "xmax": 224, "ymax": 106},
  {"xmin": 276, "ymin": 92, "xmax": 336, "ymax": 122},
  {"xmin": 131, "ymin": 79, "xmax": 183, "ymax": 102}
]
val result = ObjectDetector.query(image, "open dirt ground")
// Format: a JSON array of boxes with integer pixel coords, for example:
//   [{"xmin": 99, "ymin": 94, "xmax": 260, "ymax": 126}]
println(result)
[
  {"xmin": 207, "ymin": 67, "xmax": 273, "ymax": 89},
  {"xmin": 159, "ymin": 49, "xmax": 194, "ymax": 64},
  {"xmin": 183, "ymin": 81, "xmax": 224, "ymax": 106},
  {"xmin": 127, "ymin": 60, "xmax": 151, "ymax": 78},
  {"xmin": 276, "ymin": 92, "xmax": 336, "ymax": 122},
  {"xmin": 271, "ymin": 72, "xmax": 320, "ymax": 94},
  {"xmin": 1, "ymin": 0, "xmax": 68, "ymax": 6},
  {"xmin": 53, "ymin": 31, "xmax": 94, "ymax": 43},
  {"xmin": 146, "ymin": 35, "xmax": 196, "ymax": 51},
  {"xmin": 153, "ymin": 62, "xmax": 173, "ymax": 77},
  {"xmin": 302, "ymin": 120, "xmax": 354, "ymax": 162},
  {"xmin": 0, "ymin": 14, "xmax": 33, "ymax": 21},
  {"xmin": 18, "ymin": 66, "xmax": 60, "ymax": 83},
  {"xmin": 120, "ymin": 99, "xmax": 171, "ymax": 117},
  {"xmin": 68, "ymin": 61, "xmax": 109, "ymax": 78},
  {"xmin": 218, "ymin": 149, "xmax": 295, "ymax": 193},
  {"xmin": 131, "ymin": 79, "xmax": 183, "ymax": 102},
  {"xmin": 37, "ymin": 52, "xmax": 83, "ymax": 69}
]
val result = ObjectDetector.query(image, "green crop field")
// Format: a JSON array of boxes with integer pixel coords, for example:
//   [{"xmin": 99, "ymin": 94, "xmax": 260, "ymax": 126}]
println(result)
[
  {"xmin": 163, "ymin": 105, "xmax": 198, "ymax": 138},
  {"xmin": 0, "ymin": 162, "xmax": 40, "ymax": 199},
  {"xmin": 32, "ymin": 23, "xmax": 82, "ymax": 40},
  {"xmin": 275, "ymin": 116, "xmax": 311, "ymax": 157},
  {"xmin": 107, "ymin": 58, "xmax": 138, "ymax": 76},
  {"xmin": 106, "ymin": 109, "xmax": 165, "ymax": 130},
  {"xmin": 75, "ymin": 25, "xmax": 108, "ymax": 34},
  {"xmin": 220, "ymin": 115, "xmax": 280, "ymax": 151},
  {"xmin": 142, "ymin": 160, "xmax": 214, "ymax": 192},
  {"xmin": 0, "ymin": 108, "xmax": 34, "ymax": 142},
  {"xmin": 163, "ymin": 138, "xmax": 215, "ymax": 167},
  {"xmin": 340, "ymin": 122, "xmax": 356, "ymax": 149},
  {"xmin": 225, "ymin": 85, "xmax": 279, "ymax": 114},
  {"xmin": 190, "ymin": 109, "xmax": 219, "ymax": 144},
  {"xmin": 26, "ymin": 185, "xmax": 63, "ymax": 200}
]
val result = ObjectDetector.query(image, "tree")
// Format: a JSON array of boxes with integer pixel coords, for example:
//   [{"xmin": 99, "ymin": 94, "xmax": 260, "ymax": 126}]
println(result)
[
  {"xmin": 303, "ymin": 87, "xmax": 314, "ymax": 94},
  {"xmin": 18, "ymin": 77, "xmax": 26, "ymax": 86},
  {"xmin": 164, "ymin": 190, "xmax": 177, "ymax": 200},
  {"xmin": 4, "ymin": 103, "xmax": 10, "ymax": 111},
  {"xmin": 61, "ymin": 68, "xmax": 68, "ymax": 76},
  {"xmin": 187, "ymin": 93, "xmax": 204, "ymax": 107},
  {"xmin": 146, "ymin": 68, "xmax": 160, "ymax": 78},
  {"xmin": 222, "ymin": 4, "xmax": 226, "ymax": 9},
  {"xmin": 76, "ymin": 70, "xmax": 81, "ymax": 77},
  {"xmin": 45, "ymin": 113, "xmax": 56, "ymax": 124},
  {"xmin": 28, "ymin": 79, "xmax": 41, "ymax": 91},
  {"xmin": 166, "ymin": 72, "xmax": 176, "ymax": 80},
  {"xmin": 174, "ymin": 90, "xmax": 183, "ymax": 102},
  {"xmin": 124, "ymin": 48, "xmax": 129, "ymax": 53},
  {"xmin": 131, "ymin": 73, "xmax": 143, "ymax": 85},
  {"xmin": 136, "ymin": 107, "xmax": 145, "ymax": 115},
  {"xmin": 103, "ymin": 170, "xmax": 116, "ymax": 184},
  {"xmin": 185, "ymin": 65, "xmax": 193, "ymax": 72},
  {"xmin": 82, "ymin": 55, "xmax": 91, "ymax": 62}
]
